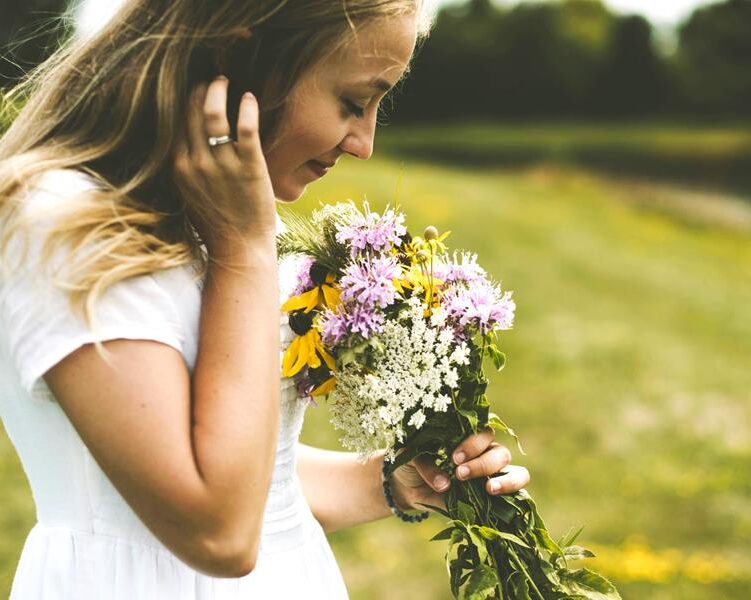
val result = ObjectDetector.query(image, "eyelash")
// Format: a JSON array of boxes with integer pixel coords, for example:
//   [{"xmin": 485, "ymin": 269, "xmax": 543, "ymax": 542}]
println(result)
[{"xmin": 342, "ymin": 98, "xmax": 366, "ymax": 119}]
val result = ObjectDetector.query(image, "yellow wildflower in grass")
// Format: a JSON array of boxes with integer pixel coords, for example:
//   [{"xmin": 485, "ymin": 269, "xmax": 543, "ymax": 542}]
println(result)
[{"xmin": 580, "ymin": 536, "xmax": 746, "ymax": 585}]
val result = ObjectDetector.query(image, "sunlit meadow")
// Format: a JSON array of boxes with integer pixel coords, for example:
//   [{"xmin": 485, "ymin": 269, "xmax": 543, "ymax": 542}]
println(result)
[{"xmin": 1, "ymin": 132, "xmax": 750, "ymax": 599}]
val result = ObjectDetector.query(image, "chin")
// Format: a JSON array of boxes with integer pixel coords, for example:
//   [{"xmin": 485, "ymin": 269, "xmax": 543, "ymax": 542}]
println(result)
[{"xmin": 273, "ymin": 181, "xmax": 305, "ymax": 203}]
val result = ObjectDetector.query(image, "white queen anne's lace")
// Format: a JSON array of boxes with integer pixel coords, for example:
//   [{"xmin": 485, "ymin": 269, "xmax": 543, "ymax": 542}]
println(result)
[{"xmin": 328, "ymin": 297, "xmax": 471, "ymax": 461}]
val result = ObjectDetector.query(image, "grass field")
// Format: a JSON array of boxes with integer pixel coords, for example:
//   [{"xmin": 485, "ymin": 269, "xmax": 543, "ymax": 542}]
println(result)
[
  {"xmin": 377, "ymin": 122, "xmax": 751, "ymax": 195},
  {"xmin": 1, "ymin": 136, "xmax": 750, "ymax": 599}
]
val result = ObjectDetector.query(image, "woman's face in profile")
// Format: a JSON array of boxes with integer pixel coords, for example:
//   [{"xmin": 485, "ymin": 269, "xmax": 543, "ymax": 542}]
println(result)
[{"xmin": 262, "ymin": 13, "xmax": 418, "ymax": 202}]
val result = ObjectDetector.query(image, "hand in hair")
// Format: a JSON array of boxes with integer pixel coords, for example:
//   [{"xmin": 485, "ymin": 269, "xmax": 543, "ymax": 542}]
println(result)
[{"xmin": 173, "ymin": 76, "xmax": 276, "ymax": 258}]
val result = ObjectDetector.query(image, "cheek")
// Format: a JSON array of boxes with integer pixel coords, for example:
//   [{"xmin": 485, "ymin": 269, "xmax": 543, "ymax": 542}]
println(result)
[{"xmin": 262, "ymin": 96, "xmax": 345, "ymax": 193}]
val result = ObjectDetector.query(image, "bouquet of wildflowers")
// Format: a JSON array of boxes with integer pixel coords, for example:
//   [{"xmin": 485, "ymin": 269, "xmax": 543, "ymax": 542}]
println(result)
[{"xmin": 277, "ymin": 202, "xmax": 621, "ymax": 600}]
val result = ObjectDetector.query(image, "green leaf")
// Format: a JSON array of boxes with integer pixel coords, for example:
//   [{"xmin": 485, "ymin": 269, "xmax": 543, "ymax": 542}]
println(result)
[
  {"xmin": 558, "ymin": 525, "xmax": 585, "ymax": 549},
  {"xmin": 486, "ymin": 344, "xmax": 506, "ymax": 371},
  {"xmin": 488, "ymin": 413, "xmax": 526, "ymax": 456},
  {"xmin": 458, "ymin": 409, "xmax": 479, "ymax": 433},
  {"xmin": 532, "ymin": 526, "xmax": 564, "ymax": 559},
  {"xmin": 559, "ymin": 568, "xmax": 623, "ymax": 600},
  {"xmin": 475, "ymin": 525, "xmax": 502, "ymax": 541},
  {"xmin": 466, "ymin": 527, "xmax": 489, "ymax": 564},
  {"xmin": 457, "ymin": 501, "xmax": 476, "ymax": 524},
  {"xmin": 338, "ymin": 348, "xmax": 357, "ymax": 367},
  {"xmin": 506, "ymin": 571, "xmax": 533, "ymax": 600},
  {"xmin": 539, "ymin": 556, "xmax": 563, "ymax": 588},
  {"xmin": 489, "ymin": 495, "xmax": 520, "ymax": 524},
  {"xmin": 431, "ymin": 526, "xmax": 457, "ymax": 542},
  {"xmin": 449, "ymin": 554, "xmax": 464, "ymax": 598},
  {"xmin": 473, "ymin": 526, "xmax": 532, "ymax": 550},
  {"xmin": 418, "ymin": 502, "xmax": 451, "ymax": 518},
  {"xmin": 564, "ymin": 545, "xmax": 597, "ymax": 561},
  {"xmin": 461, "ymin": 565, "xmax": 499, "ymax": 600}
]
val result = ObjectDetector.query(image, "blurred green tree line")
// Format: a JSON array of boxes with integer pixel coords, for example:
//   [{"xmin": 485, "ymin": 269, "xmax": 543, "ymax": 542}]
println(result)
[
  {"xmin": 1, "ymin": 0, "xmax": 750, "ymax": 121},
  {"xmin": 389, "ymin": 0, "xmax": 751, "ymax": 121}
]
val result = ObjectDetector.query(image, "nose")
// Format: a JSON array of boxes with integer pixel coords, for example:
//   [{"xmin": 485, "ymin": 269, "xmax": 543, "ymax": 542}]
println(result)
[{"xmin": 338, "ymin": 115, "xmax": 376, "ymax": 160}]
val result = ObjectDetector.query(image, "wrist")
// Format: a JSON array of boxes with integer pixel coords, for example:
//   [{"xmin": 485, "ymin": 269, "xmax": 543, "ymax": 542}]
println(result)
[
  {"xmin": 380, "ymin": 458, "xmax": 430, "ymax": 524},
  {"xmin": 389, "ymin": 471, "xmax": 415, "ymax": 512},
  {"xmin": 209, "ymin": 234, "xmax": 278, "ymax": 269}
]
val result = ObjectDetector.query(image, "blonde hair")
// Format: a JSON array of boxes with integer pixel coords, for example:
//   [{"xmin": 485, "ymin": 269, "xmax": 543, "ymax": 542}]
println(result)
[{"xmin": 0, "ymin": 0, "xmax": 435, "ymax": 347}]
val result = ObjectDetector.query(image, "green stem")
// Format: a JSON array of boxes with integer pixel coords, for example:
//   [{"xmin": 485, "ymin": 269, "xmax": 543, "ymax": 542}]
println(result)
[
  {"xmin": 428, "ymin": 248, "xmax": 434, "ymax": 309},
  {"xmin": 506, "ymin": 544, "xmax": 546, "ymax": 600}
]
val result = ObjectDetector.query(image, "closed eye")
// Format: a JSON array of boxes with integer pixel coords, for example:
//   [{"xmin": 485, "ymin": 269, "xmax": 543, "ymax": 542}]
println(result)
[{"xmin": 342, "ymin": 98, "xmax": 366, "ymax": 119}]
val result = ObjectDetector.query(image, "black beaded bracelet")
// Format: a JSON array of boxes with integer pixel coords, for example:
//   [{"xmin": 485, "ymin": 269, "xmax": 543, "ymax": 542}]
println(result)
[{"xmin": 381, "ymin": 459, "xmax": 430, "ymax": 523}]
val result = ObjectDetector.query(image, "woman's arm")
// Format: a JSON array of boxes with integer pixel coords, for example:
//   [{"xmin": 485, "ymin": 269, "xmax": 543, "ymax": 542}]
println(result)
[
  {"xmin": 297, "ymin": 430, "xmax": 532, "ymax": 533},
  {"xmin": 296, "ymin": 443, "xmax": 398, "ymax": 532}
]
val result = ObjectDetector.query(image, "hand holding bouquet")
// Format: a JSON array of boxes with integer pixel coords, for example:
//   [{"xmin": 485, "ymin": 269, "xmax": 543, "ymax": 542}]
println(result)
[{"xmin": 278, "ymin": 202, "xmax": 621, "ymax": 600}]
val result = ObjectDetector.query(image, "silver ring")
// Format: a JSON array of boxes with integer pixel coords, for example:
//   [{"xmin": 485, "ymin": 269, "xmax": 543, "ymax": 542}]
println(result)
[{"xmin": 207, "ymin": 135, "xmax": 233, "ymax": 147}]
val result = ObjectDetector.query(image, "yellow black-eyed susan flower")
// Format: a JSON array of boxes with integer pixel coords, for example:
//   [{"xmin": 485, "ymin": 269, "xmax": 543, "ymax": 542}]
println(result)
[
  {"xmin": 282, "ymin": 310, "xmax": 336, "ymax": 378},
  {"xmin": 282, "ymin": 262, "xmax": 341, "ymax": 313}
]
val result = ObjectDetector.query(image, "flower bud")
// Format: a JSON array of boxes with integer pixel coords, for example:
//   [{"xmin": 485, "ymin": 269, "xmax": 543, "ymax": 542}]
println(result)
[
  {"xmin": 416, "ymin": 249, "xmax": 431, "ymax": 263},
  {"xmin": 424, "ymin": 225, "xmax": 439, "ymax": 240}
]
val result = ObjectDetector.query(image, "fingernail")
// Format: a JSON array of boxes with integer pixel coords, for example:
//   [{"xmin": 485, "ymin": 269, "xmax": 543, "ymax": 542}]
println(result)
[
  {"xmin": 457, "ymin": 465, "xmax": 470, "ymax": 479},
  {"xmin": 434, "ymin": 475, "xmax": 449, "ymax": 491},
  {"xmin": 216, "ymin": 74, "xmax": 228, "ymax": 81},
  {"xmin": 490, "ymin": 480, "xmax": 501, "ymax": 493},
  {"xmin": 453, "ymin": 451, "xmax": 465, "ymax": 465},
  {"xmin": 243, "ymin": 91, "xmax": 254, "ymax": 100}
]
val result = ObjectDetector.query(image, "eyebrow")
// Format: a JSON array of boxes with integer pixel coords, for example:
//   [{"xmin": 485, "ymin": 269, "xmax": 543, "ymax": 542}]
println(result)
[{"xmin": 355, "ymin": 77, "xmax": 395, "ymax": 93}]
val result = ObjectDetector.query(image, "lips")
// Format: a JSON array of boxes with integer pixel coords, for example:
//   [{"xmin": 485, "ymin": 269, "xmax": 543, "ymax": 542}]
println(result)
[{"xmin": 307, "ymin": 160, "xmax": 331, "ymax": 178}]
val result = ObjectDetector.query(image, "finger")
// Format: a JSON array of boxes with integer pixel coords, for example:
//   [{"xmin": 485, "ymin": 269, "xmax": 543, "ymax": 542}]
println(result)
[
  {"xmin": 486, "ymin": 465, "xmax": 530, "ymax": 495},
  {"xmin": 412, "ymin": 455, "xmax": 451, "ymax": 493},
  {"xmin": 452, "ymin": 428, "xmax": 497, "ymax": 465},
  {"xmin": 203, "ymin": 75, "xmax": 237, "ymax": 165},
  {"xmin": 235, "ymin": 91, "xmax": 263, "ymax": 167},
  {"xmin": 454, "ymin": 443, "xmax": 512, "ymax": 481}
]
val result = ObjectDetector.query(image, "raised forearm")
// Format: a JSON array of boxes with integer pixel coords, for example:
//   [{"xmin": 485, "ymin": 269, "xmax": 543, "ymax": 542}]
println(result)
[
  {"xmin": 296, "ymin": 443, "xmax": 398, "ymax": 533},
  {"xmin": 192, "ymin": 239, "xmax": 280, "ymax": 548}
]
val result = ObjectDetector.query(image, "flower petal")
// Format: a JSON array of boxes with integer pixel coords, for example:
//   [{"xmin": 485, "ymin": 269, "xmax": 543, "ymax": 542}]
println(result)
[
  {"xmin": 311, "ymin": 377, "xmax": 336, "ymax": 397},
  {"xmin": 282, "ymin": 288, "xmax": 319, "ymax": 313},
  {"xmin": 321, "ymin": 284, "xmax": 341, "ymax": 308},
  {"xmin": 282, "ymin": 337, "xmax": 301, "ymax": 377},
  {"xmin": 287, "ymin": 334, "xmax": 310, "ymax": 376}
]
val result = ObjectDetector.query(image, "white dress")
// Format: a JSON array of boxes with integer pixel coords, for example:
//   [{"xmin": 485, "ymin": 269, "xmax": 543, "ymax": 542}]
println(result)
[{"xmin": 0, "ymin": 169, "xmax": 350, "ymax": 599}]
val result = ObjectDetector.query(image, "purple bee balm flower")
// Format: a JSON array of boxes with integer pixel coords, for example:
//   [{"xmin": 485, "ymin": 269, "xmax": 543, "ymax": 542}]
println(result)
[
  {"xmin": 340, "ymin": 255, "xmax": 401, "ymax": 309},
  {"xmin": 335, "ymin": 207, "xmax": 406, "ymax": 257},
  {"xmin": 319, "ymin": 304, "xmax": 385, "ymax": 345},
  {"xmin": 319, "ymin": 309, "xmax": 349, "ymax": 346},
  {"xmin": 433, "ymin": 252, "xmax": 487, "ymax": 285},
  {"xmin": 444, "ymin": 280, "xmax": 516, "ymax": 334},
  {"xmin": 291, "ymin": 255, "xmax": 315, "ymax": 296},
  {"xmin": 346, "ymin": 305, "xmax": 385, "ymax": 339}
]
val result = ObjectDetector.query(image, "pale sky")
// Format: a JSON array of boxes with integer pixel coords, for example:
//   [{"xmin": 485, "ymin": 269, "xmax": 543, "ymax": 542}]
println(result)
[
  {"xmin": 440, "ymin": 0, "xmax": 719, "ymax": 25},
  {"xmin": 75, "ymin": 0, "xmax": 718, "ymax": 39}
]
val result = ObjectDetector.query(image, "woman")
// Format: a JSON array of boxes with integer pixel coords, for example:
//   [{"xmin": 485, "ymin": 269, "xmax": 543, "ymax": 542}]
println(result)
[{"xmin": 0, "ymin": 0, "xmax": 531, "ymax": 597}]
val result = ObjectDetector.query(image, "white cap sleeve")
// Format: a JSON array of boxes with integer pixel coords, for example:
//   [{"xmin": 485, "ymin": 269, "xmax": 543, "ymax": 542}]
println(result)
[{"xmin": 0, "ymin": 170, "xmax": 186, "ymax": 397}]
